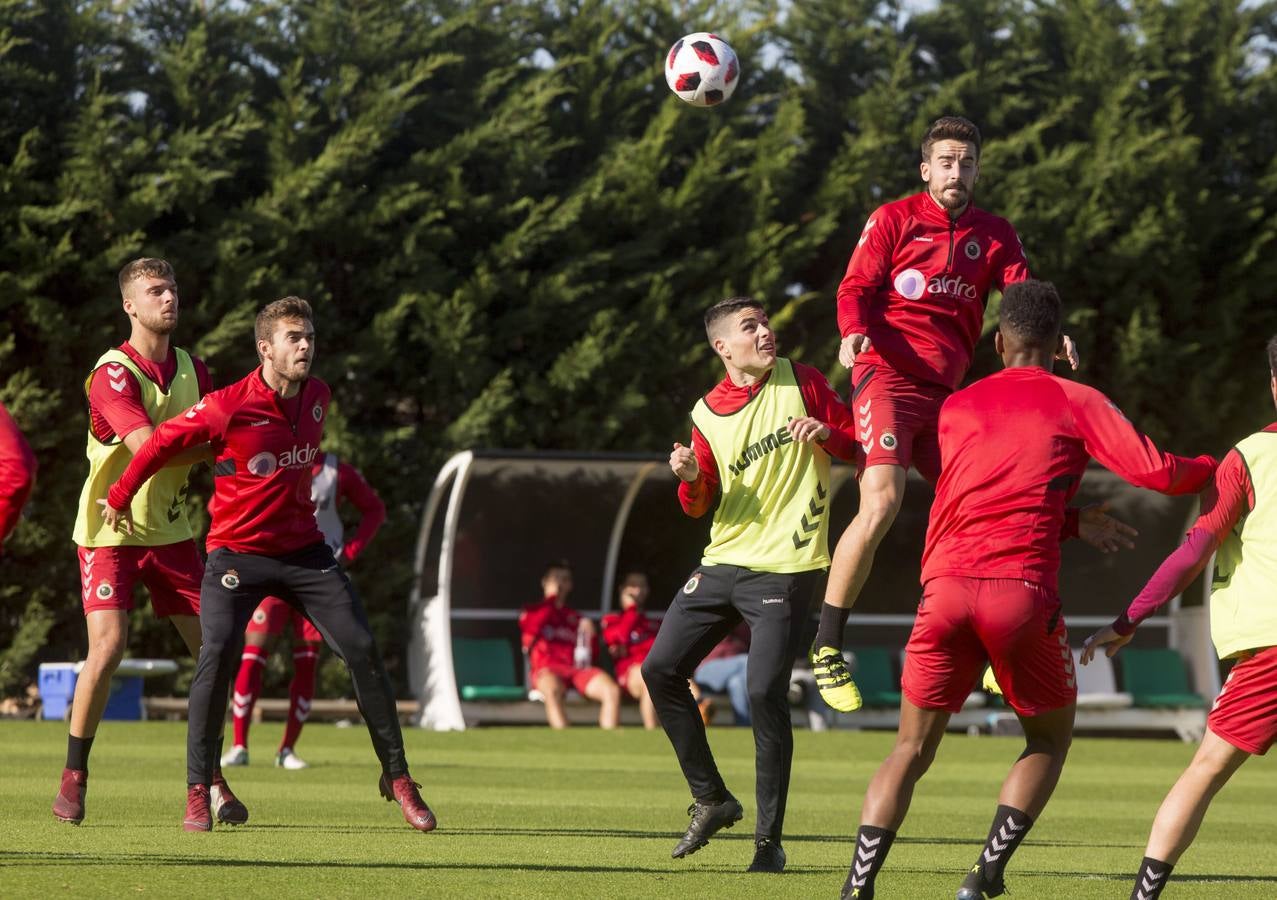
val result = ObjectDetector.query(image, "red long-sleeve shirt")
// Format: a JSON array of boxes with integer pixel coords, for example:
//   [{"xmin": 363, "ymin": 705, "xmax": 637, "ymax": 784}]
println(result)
[
  {"xmin": 88, "ymin": 342, "xmax": 214, "ymax": 442},
  {"xmin": 519, "ymin": 597, "xmax": 594, "ymax": 671},
  {"xmin": 837, "ymin": 192, "xmax": 1030, "ymax": 390},
  {"xmin": 0, "ymin": 401, "xmax": 36, "ymax": 549},
  {"xmin": 1115, "ymin": 429, "xmax": 1274, "ymax": 632},
  {"xmin": 679, "ymin": 362, "xmax": 859, "ymax": 517},
  {"xmin": 601, "ymin": 606, "xmax": 660, "ymax": 668},
  {"xmin": 108, "ymin": 368, "xmax": 329, "ymax": 556},
  {"xmin": 922, "ymin": 366, "xmax": 1216, "ymax": 592},
  {"xmin": 328, "ymin": 460, "xmax": 385, "ymax": 563}
]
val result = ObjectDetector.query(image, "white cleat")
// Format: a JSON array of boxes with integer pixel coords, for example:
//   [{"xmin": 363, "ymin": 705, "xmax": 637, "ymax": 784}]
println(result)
[
  {"xmin": 276, "ymin": 747, "xmax": 309, "ymax": 770},
  {"xmin": 220, "ymin": 745, "xmax": 249, "ymax": 767}
]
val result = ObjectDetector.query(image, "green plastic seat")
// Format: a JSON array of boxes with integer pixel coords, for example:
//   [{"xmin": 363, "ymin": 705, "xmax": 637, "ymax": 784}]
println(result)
[
  {"xmin": 452, "ymin": 637, "xmax": 527, "ymax": 702},
  {"xmin": 846, "ymin": 645, "xmax": 902, "ymax": 707},
  {"xmin": 1118, "ymin": 648, "xmax": 1206, "ymax": 708}
]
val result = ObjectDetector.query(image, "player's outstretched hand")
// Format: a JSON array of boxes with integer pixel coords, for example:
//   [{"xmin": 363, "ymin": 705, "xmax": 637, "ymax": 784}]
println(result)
[
  {"xmin": 787, "ymin": 416, "xmax": 830, "ymax": 444},
  {"xmin": 838, "ymin": 333, "xmax": 871, "ymax": 368},
  {"xmin": 97, "ymin": 498, "xmax": 134, "ymax": 535},
  {"xmin": 1080, "ymin": 625, "xmax": 1132, "ymax": 664},
  {"xmin": 1059, "ymin": 334, "xmax": 1081, "ymax": 370},
  {"xmin": 670, "ymin": 442, "xmax": 699, "ymax": 482},
  {"xmin": 1078, "ymin": 502, "xmax": 1138, "ymax": 553}
]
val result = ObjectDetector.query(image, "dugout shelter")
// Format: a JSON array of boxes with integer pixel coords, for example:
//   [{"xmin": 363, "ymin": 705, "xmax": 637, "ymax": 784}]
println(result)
[{"xmin": 408, "ymin": 450, "xmax": 1217, "ymax": 731}]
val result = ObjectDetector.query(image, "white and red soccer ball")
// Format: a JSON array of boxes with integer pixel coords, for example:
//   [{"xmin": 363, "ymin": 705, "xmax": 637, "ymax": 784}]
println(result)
[{"xmin": 664, "ymin": 33, "xmax": 740, "ymax": 108}]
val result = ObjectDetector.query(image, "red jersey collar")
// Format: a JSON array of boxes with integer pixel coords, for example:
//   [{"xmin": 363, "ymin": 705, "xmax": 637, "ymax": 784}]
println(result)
[
  {"xmin": 704, "ymin": 367, "xmax": 776, "ymax": 414},
  {"xmin": 911, "ymin": 190, "xmax": 976, "ymax": 227}
]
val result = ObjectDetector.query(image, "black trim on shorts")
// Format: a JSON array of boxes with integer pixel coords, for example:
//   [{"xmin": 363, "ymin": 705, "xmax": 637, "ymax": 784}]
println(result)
[{"xmin": 851, "ymin": 365, "xmax": 877, "ymax": 402}]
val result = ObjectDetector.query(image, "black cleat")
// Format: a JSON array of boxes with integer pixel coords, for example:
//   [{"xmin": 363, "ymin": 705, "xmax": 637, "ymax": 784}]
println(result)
[
  {"xmin": 746, "ymin": 838, "xmax": 786, "ymax": 873},
  {"xmin": 957, "ymin": 864, "xmax": 1007, "ymax": 899},
  {"xmin": 671, "ymin": 794, "xmax": 744, "ymax": 858}
]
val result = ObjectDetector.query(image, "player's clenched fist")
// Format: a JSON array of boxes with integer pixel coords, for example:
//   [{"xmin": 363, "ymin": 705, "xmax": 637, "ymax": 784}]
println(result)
[
  {"xmin": 787, "ymin": 416, "xmax": 830, "ymax": 444},
  {"xmin": 669, "ymin": 442, "xmax": 699, "ymax": 482}
]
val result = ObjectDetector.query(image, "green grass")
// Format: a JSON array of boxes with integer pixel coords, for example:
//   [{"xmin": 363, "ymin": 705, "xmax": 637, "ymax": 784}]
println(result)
[{"xmin": 2, "ymin": 721, "xmax": 1275, "ymax": 898}]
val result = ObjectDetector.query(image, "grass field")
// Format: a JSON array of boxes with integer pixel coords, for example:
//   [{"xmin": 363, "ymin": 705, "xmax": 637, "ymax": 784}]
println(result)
[{"xmin": 2, "ymin": 721, "xmax": 1275, "ymax": 898}]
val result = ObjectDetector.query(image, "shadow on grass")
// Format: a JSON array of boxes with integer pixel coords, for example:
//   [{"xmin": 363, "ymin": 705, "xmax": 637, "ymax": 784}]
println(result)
[
  {"xmin": 886, "ymin": 866, "xmax": 1277, "ymax": 885},
  {"xmin": 0, "ymin": 850, "xmax": 844, "ymax": 875}
]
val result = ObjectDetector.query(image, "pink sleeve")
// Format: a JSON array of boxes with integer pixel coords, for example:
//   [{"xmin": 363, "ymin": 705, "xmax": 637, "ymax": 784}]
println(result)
[
  {"xmin": 1067, "ymin": 384, "xmax": 1216, "ymax": 495},
  {"xmin": 836, "ymin": 207, "xmax": 895, "ymax": 338},
  {"xmin": 678, "ymin": 425, "xmax": 720, "ymax": 518},
  {"xmin": 107, "ymin": 394, "xmax": 222, "ymax": 509},
  {"xmin": 1115, "ymin": 451, "xmax": 1252, "ymax": 633},
  {"xmin": 795, "ymin": 364, "xmax": 859, "ymax": 463},
  {"xmin": 336, "ymin": 462, "xmax": 385, "ymax": 563}
]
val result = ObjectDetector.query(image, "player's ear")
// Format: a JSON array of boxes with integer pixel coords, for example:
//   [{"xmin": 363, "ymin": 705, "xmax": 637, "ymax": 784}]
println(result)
[
  {"xmin": 919, "ymin": 160, "xmax": 929, "ymax": 182},
  {"xmin": 994, "ymin": 329, "xmax": 1004, "ymax": 355}
]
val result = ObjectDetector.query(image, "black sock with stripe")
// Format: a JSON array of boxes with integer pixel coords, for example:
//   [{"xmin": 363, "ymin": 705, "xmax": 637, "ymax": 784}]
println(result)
[
  {"xmin": 1131, "ymin": 857, "xmax": 1173, "ymax": 899},
  {"xmin": 962, "ymin": 804, "xmax": 1033, "ymax": 894},
  {"xmin": 842, "ymin": 825, "xmax": 895, "ymax": 899}
]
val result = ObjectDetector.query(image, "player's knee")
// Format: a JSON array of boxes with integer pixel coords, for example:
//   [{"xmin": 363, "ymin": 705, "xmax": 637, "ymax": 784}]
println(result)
[
  {"xmin": 336, "ymin": 629, "xmax": 375, "ymax": 666},
  {"xmin": 641, "ymin": 657, "xmax": 673, "ymax": 691},
  {"xmin": 86, "ymin": 634, "xmax": 127, "ymax": 670}
]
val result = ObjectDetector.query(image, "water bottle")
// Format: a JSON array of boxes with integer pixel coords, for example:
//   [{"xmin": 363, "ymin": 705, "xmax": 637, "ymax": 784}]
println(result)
[{"xmin": 574, "ymin": 627, "xmax": 591, "ymax": 668}]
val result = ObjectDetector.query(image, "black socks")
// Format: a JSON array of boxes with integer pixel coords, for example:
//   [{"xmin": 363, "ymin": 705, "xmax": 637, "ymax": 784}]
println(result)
[
  {"xmin": 1131, "ymin": 857, "xmax": 1173, "ymax": 899},
  {"xmin": 961, "ymin": 804, "xmax": 1033, "ymax": 894},
  {"xmin": 66, "ymin": 734, "xmax": 94, "ymax": 771},
  {"xmin": 842, "ymin": 825, "xmax": 896, "ymax": 899},
  {"xmin": 814, "ymin": 602, "xmax": 851, "ymax": 652}
]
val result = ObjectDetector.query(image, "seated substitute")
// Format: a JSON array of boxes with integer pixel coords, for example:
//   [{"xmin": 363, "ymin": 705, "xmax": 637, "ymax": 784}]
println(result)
[{"xmin": 519, "ymin": 559, "xmax": 621, "ymax": 729}]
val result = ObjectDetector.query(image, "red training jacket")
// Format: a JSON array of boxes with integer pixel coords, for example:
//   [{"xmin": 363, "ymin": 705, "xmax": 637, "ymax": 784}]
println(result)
[
  {"xmin": 108, "ymin": 368, "xmax": 329, "ymax": 556},
  {"xmin": 837, "ymin": 192, "xmax": 1030, "ymax": 390},
  {"xmin": 679, "ymin": 361, "xmax": 859, "ymax": 518},
  {"xmin": 922, "ymin": 366, "xmax": 1216, "ymax": 593},
  {"xmin": 519, "ymin": 597, "xmax": 593, "ymax": 672},
  {"xmin": 601, "ymin": 606, "xmax": 660, "ymax": 669}
]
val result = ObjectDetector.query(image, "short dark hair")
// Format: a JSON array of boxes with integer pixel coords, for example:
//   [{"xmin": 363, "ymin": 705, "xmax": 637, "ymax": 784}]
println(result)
[
  {"xmin": 255, "ymin": 296, "xmax": 314, "ymax": 345},
  {"xmin": 542, "ymin": 559, "xmax": 572, "ymax": 579},
  {"xmin": 119, "ymin": 257, "xmax": 175, "ymax": 295},
  {"xmin": 999, "ymin": 280, "xmax": 1061, "ymax": 346},
  {"xmin": 704, "ymin": 296, "xmax": 766, "ymax": 342},
  {"xmin": 921, "ymin": 116, "xmax": 981, "ymax": 161},
  {"xmin": 1268, "ymin": 334, "xmax": 1277, "ymax": 376}
]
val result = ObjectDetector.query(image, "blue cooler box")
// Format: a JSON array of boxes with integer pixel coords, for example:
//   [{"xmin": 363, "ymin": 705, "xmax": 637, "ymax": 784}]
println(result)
[{"xmin": 38, "ymin": 663, "xmax": 146, "ymax": 720}]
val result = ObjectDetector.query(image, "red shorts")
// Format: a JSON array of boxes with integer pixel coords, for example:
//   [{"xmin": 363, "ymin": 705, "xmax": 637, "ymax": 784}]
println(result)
[
  {"xmin": 532, "ymin": 664, "xmax": 607, "ymax": 695},
  {"xmin": 244, "ymin": 596, "xmax": 323, "ymax": 643},
  {"xmin": 849, "ymin": 363, "xmax": 948, "ymax": 484},
  {"xmin": 903, "ymin": 576, "xmax": 1077, "ymax": 716},
  {"xmin": 1208, "ymin": 646, "xmax": 1277, "ymax": 756},
  {"xmin": 614, "ymin": 655, "xmax": 644, "ymax": 688},
  {"xmin": 78, "ymin": 542, "xmax": 202, "ymax": 618}
]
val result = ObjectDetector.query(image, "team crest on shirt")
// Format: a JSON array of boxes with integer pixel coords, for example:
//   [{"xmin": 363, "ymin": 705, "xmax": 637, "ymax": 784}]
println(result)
[
  {"xmin": 252, "ymin": 608, "xmax": 266, "ymax": 624},
  {"xmin": 221, "ymin": 570, "xmax": 241, "ymax": 590},
  {"xmin": 312, "ymin": 404, "xmax": 323, "ymax": 422},
  {"xmin": 879, "ymin": 432, "xmax": 898, "ymax": 450},
  {"xmin": 683, "ymin": 573, "xmax": 702, "ymax": 595},
  {"xmin": 964, "ymin": 239, "xmax": 981, "ymax": 260},
  {"xmin": 96, "ymin": 582, "xmax": 114, "ymax": 601}
]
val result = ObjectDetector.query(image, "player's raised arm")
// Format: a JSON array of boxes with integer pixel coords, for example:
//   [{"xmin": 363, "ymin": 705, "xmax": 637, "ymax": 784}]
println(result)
[
  {"xmin": 104, "ymin": 395, "xmax": 223, "ymax": 522},
  {"xmin": 1067, "ymin": 384, "xmax": 1216, "ymax": 495}
]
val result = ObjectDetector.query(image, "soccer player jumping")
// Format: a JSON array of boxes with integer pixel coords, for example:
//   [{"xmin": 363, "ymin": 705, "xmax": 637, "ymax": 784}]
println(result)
[
  {"xmin": 840, "ymin": 281, "xmax": 1215, "ymax": 900},
  {"xmin": 810, "ymin": 117, "xmax": 1079, "ymax": 710},
  {"xmin": 1082, "ymin": 335, "xmax": 1277, "ymax": 900},
  {"xmin": 101, "ymin": 296, "xmax": 434, "ymax": 833}
]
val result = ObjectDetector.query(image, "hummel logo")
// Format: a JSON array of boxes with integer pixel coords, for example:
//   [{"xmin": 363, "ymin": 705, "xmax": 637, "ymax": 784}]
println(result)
[
  {"xmin": 249, "ymin": 418, "xmax": 271, "ymax": 426},
  {"xmin": 762, "ymin": 598, "xmax": 785, "ymax": 605},
  {"xmin": 858, "ymin": 400, "xmax": 871, "ymax": 415},
  {"xmin": 911, "ymin": 236, "xmax": 933, "ymax": 242}
]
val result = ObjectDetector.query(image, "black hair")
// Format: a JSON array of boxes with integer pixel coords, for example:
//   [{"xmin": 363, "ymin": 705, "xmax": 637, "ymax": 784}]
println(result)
[
  {"xmin": 999, "ymin": 279, "xmax": 1062, "ymax": 347},
  {"xmin": 704, "ymin": 296, "xmax": 766, "ymax": 342}
]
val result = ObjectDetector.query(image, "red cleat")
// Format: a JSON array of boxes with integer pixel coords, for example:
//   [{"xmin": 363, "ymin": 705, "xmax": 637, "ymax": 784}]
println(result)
[
  {"xmin": 52, "ymin": 768, "xmax": 88, "ymax": 825},
  {"xmin": 211, "ymin": 773, "xmax": 249, "ymax": 825},
  {"xmin": 183, "ymin": 784, "xmax": 213, "ymax": 832},
  {"xmin": 379, "ymin": 773, "xmax": 437, "ymax": 832}
]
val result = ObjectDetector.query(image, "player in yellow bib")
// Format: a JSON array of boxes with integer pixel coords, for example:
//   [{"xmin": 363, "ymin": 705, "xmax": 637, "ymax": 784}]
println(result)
[
  {"xmin": 642, "ymin": 296, "xmax": 861, "ymax": 873},
  {"xmin": 1082, "ymin": 335, "xmax": 1277, "ymax": 899},
  {"xmin": 53, "ymin": 258, "xmax": 245, "ymax": 828}
]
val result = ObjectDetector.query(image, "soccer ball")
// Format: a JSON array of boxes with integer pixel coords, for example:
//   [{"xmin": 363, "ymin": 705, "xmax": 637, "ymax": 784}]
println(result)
[{"xmin": 664, "ymin": 33, "xmax": 740, "ymax": 107}]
